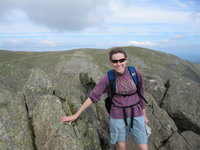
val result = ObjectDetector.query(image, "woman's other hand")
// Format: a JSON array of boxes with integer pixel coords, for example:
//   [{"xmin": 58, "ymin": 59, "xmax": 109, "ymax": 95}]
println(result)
[
  {"xmin": 60, "ymin": 114, "xmax": 78, "ymax": 124},
  {"xmin": 144, "ymin": 116, "xmax": 149, "ymax": 124}
]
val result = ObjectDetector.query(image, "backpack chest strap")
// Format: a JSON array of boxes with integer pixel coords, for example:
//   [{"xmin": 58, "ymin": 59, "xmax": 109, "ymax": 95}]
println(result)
[
  {"xmin": 113, "ymin": 91, "xmax": 137, "ymax": 97},
  {"xmin": 112, "ymin": 101, "xmax": 140, "ymax": 128}
]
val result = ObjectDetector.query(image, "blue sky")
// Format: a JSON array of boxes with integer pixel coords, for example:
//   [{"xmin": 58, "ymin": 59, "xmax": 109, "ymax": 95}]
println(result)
[{"xmin": 0, "ymin": 0, "xmax": 200, "ymax": 62}]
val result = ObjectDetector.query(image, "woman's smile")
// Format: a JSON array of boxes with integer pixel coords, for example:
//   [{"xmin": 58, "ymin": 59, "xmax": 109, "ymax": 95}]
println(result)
[{"xmin": 111, "ymin": 53, "xmax": 127, "ymax": 74}]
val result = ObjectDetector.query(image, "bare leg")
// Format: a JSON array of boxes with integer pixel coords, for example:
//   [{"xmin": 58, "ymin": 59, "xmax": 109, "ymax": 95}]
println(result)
[
  {"xmin": 116, "ymin": 142, "xmax": 126, "ymax": 150},
  {"xmin": 136, "ymin": 144, "xmax": 148, "ymax": 150}
]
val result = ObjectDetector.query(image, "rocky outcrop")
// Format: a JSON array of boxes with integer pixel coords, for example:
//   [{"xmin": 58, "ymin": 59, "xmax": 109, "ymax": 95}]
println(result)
[
  {"xmin": 22, "ymin": 68, "xmax": 53, "ymax": 118},
  {"xmin": 0, "ymin": 47, "xmax": 200, "ymax": 150},
  {"xmin": 159, "ymin": 132, "xmax": 190, "ymax": 150},
  {"xmin": 143, "ymin": 74, "xmax": 166, "ymax": 106},
  {"xmin": 32, "ymin": 94, "xmax": 84, "ymax": 150},
  {"xmin": 181, "ymin": 131, "xmax": 200, "ymax": 150},
  {"xmin": 162, "ymin": 78, "xmax": 200, "ymax": 134},
  {"xmin": 159, "ymin": 130, "xmax": 200, "ymax": 150},
  {"xmin": 0, "ymin": 89, "xmax": 34, "ymax": 150}
]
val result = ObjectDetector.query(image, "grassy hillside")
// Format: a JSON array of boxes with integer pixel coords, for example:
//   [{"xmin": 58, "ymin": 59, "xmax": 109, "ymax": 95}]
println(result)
[{"xmin": 0, "ymin": 46, "xmax": 200, "ymax": 92}]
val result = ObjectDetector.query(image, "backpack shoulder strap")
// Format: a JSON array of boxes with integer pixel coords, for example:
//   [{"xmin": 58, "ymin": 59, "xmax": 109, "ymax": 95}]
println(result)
[
  {"xmin": 107, "ymin": 69, "xmax": 115, "ymax": 96},
  {"xmin": 127, "ymin": 66, "xmax": 139, "ymax": 86},
  {"xmin": 108, "ymin": 67, "xmax": 138, "ymax": 95},
  {"xmin": 128, "ymin": 66, "xmax": 148, "ymax": 104}
]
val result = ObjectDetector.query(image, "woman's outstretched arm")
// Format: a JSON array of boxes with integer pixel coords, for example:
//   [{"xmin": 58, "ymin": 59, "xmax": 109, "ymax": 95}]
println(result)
[{"xmin": 60, "ymin": 97, "xmax": 93, "ymax": 124}]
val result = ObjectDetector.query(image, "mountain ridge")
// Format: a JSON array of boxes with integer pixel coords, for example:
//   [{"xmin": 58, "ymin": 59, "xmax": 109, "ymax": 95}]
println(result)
[{"xmin": 1, "ymin": 46, "xmax": 199, "ymax": 64}]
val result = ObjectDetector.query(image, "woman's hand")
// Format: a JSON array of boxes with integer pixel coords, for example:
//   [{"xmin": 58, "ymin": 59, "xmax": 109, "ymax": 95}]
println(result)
[
  {"xmin": 60, "ymin": 114, "xmax": 78, "ymax": 124},
  {"xmin": 144, "ymin": 116, "xmax": 149, "ymax": 124},
  {"xmin": 142, "ymin": 109, "xmax": 149, "ymax": 124},
  {"xmin": 60, "ymin": 98, "xmax": 93, "ymax": 125}
]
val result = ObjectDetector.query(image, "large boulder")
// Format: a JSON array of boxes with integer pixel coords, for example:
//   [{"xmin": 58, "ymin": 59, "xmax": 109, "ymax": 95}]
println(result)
[
  {"xmin": 143, "ymin": 74, "xmax": 166, "ymax": 106},
  {"xmin": 22, "ymin": 68, "xmax": 53, "ymax": 118},
  {"xmin": 32, "ymin": 94, "xmax": 84, "ymax": 150},
  {"xmin": 0, "ymin": 88, "xmax": 33, "ymax": 150},
  {"xmin": 52, "ymin": 51, "xmax": 102, "ymax": 100},
  {"xmin": 159, "ymin": 132, "xmax": 191, "ymax": 150},
  {"xmin": 140, "ymin": 92, "xmax": 177, "ymax": 149},
  {"xmin": 181, "ymin": 131, "xmax": 200, "ymax": 150},
  {"xmin": 32, "ymin": 94, "xmax": 112, "ymax": 150},
  {"xmin": 162, "ymin": 77, "xmax": 200, "ymax": 134},
  {"xmin": 60, "ymin": 71, "xmax": 113, "ymax": 150}
]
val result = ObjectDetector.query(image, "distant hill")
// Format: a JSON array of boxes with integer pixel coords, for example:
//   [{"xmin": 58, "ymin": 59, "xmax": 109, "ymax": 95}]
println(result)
[{"xmin": 0, "ymin": 46, "xmax": 200, "ymax": 150}]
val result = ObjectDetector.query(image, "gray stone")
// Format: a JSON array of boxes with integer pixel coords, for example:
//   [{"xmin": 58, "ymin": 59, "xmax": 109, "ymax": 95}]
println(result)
[
  {"xmin": 181, "ymin": 131, "xmax": 200, "ymax": 150},
  {"xmin": 0, "ymin": 89, "xmax": 33, "ymax": 150},
  {"xmin": 23, "ymin": 68, "xmax": 53, "ymax": 118},
  {"xmin": 162, "ymin": 78, "xmax": 200, "ymax": 134},
  {"xmin": 143, "ymin": 74, "xmax": 166, "ymax": 106},
  {"xmin": 159, "ymin": 132, "xmax": 191, "ymax": 150},
  {"xmin": 32, "ymin": 94, "xmax": 84, "ymax": 150}
]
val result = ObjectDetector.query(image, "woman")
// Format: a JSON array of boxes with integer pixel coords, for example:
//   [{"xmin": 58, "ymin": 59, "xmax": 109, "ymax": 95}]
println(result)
[{"xmin": 60, "ymin": 47, "xmax": 149, "ymax": 150}]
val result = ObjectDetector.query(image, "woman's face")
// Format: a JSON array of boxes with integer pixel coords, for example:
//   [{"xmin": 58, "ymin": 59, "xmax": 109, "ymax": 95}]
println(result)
[{"xmin": 110, "ymin": 52, "xmax": 127, "ymax": 74}]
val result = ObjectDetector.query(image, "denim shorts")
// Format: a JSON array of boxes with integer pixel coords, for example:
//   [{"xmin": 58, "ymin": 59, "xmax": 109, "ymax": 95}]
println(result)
[{"xmin": 109, "ymin": 116, "xmax": 147, "ymax": 144}]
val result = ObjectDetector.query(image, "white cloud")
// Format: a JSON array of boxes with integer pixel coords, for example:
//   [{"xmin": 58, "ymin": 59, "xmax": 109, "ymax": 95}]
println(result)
[
  {"xmin": 126, "ymin": 35, "xmax": 186, "ymax": 47},
  {"xmin": 0, "ymin": 0, "xmax": 108, "ymax": 31},
  {"xmin": 127, "ymin": 41, "xmax": 156, "ymax": 46},
  {"xmin": 171, "ymin": 35, "xmax": 185, "ymax": 39},
  {"xmin": 169, "ymin": 0, "xmax": 192, "ymax": 9},
  {"xmin": 159, "ymin": 39, "xmax": 171, "ymax": 44},
  {"xmin": 108, "ymin": 1, "xmax": 195, "ymax": 25},
  {"xmin": 0, "ymin": 38, "xmax": 59, "ymax": 51},
  {"xmin": 11, "ymin": 39, "xmax": 26, "ymax": 45},
  {"xmin": 190, "ymin": 12, "xmax": 200, "ymax": 22},
  {"xmin": 0, "ymin": 0, "xmax": 199, "ymax": 33},
  {"xmin": 39, "ymin": 40, "xmax": 57, "ymax": 47}
]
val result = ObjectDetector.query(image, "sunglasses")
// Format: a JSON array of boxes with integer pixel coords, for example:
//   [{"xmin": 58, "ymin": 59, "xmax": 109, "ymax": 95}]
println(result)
[{"xmin": 111, "ymin": 58, "xmax": 126, "ymax": 63}]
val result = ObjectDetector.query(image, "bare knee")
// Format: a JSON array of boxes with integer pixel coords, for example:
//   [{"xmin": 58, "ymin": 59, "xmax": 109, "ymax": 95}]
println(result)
[
  {"xmin": 137, "ymin": 144, "xmax": 148, "ymax": 150},
  {"xmin": 116, "ymin": 142, "xmax": 126, "ymax": 150}
]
